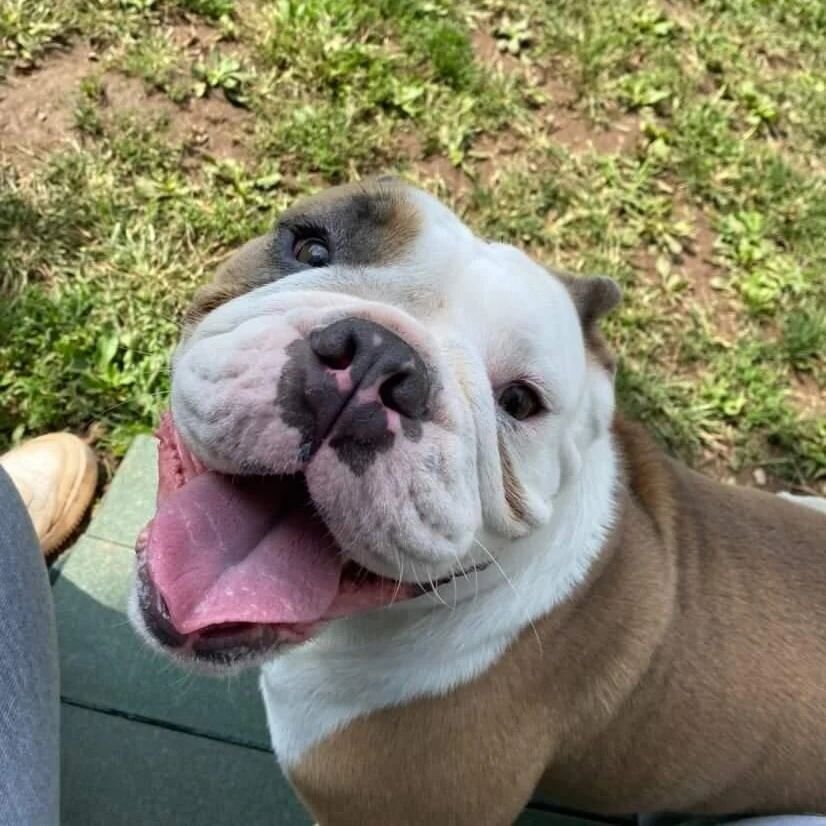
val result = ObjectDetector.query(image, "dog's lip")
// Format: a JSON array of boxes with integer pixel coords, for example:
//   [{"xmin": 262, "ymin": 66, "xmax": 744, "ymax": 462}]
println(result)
[
  {"xmin": 135, "ymin": 534, "xmax": 456, "ymax": 665},
  {"xmin": 135, "ymin": 412, "xmax": 426, "ymax": 657},
  {"xmin": 135, "ymin": 411, "xmax": 490, "ymax": 663},
  {"xmin": 136, "ymin": 544, "xmax": 492, "ymax": 666}
]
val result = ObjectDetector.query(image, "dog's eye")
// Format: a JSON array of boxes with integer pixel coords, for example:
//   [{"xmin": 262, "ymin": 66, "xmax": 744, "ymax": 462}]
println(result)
[
  {"xmin": 293, "ymin": 237, "xmax": 330, "ymax": 267},
  {"xmin": 498, "ymin": 383, "xmax": 543, "ymax": 421}
]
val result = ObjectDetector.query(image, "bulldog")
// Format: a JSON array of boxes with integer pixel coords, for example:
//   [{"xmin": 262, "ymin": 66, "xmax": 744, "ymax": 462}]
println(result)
[{"xmin": 130, "ymin": 178, "xmax": 826, "ymax": 826}]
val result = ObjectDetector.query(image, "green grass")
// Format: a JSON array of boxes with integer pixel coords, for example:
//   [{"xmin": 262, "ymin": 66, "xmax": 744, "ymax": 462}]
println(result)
[{"xmin": 1, "ymin": 0, "xmax": 824, "ymax": 489}]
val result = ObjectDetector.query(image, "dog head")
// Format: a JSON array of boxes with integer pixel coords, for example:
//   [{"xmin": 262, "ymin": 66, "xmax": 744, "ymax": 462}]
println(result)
[{"xmin": 130, "ymin": 177, "xmax": 620, "ymax": 670}]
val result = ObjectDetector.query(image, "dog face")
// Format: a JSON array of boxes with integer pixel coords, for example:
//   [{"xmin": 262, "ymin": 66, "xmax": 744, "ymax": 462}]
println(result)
[{"xmin": 130, "ymin": 178, "xmax": 620, "ymax": 669}]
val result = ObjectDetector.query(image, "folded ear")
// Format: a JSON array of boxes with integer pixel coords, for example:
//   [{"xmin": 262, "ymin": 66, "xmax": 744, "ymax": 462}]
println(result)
[
  {"xmin": 557, "ymin": 273, "xmax": 621, "ymax": 374},
  {"xmin": 564, "ymin": 275, "xmax": 622, "ymax": 330}
]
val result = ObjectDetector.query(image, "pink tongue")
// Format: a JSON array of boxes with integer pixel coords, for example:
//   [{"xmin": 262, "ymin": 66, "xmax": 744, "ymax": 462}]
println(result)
[{"xmin": 145, "ymin": 472, "xmax": 343, "ymax": 635}]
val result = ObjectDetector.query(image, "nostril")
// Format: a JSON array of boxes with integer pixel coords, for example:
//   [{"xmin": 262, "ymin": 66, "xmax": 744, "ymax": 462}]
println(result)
[
  {"xmin": 312, "ymin": 332, "xmax": 356, "ymax": 371},
  {"xmin": 379, "ymin": 371, "xmax": 427, "ymax": 419},
  {"xmin": 379, "ymin": 373, "xmax": 405, "ymax": 412},
  {"xmin": 319, "ymin": 349, "xmax": 353, "ymax": 371}
]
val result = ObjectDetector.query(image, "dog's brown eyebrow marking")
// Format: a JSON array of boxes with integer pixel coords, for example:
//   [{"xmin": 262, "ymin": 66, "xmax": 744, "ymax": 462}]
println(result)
[
  {"xmin": 282, "ymin": 179, "xmax": 421, "ymax": 268},
  {"xmin": 183, "ymin": 179, "xmax": 422, "ymax": 332},
  {"xmin": 499, "ymin": 436, "xmax": 528, "ymax": 523},
  {"xmin": 184, "ymin": 282, "xmax": 248, "ymax": 330}
]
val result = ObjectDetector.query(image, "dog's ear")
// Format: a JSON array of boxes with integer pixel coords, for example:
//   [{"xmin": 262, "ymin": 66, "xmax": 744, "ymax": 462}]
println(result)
[
  {"xmin": 560, "ymin": 276, "xmax": 621, "ymax": 469},
  {"xmin": 557, "ymin": 273, "xmax": 621, "ymax": 374},
  {"xmin": 564, "ymin": 275, "xmax": 622, "ymax": 330}
]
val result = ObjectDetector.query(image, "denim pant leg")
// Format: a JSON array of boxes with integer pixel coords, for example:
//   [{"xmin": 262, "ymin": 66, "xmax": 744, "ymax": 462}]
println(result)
[
  {"xmin": 731, "ymin": 819, "xmax": 826, "ymax": 825},
  {"xmin": 0, "ymin": 468, "xmax": 59, "ymax": 826}
]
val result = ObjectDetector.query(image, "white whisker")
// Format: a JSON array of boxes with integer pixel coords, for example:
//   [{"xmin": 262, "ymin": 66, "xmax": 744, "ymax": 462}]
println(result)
[
  {"xmin": 449, "ymin": 549, "xmax": 467, "ymax": 610},
  {"xmin": 411, "ymin": 561, "xmax": 449, "ymax": 608},
  {"xmin": 428, "ymin": 568, "xmax": 451, "ymax": 609},
  {"xmin": 390, "ymin": 550, "xmax": 405, "ymax": 606},
  {"xmin": 473, "ymin": 537, "xmax": 543, "ymax": 656},
  {"xmin": 453, "ymin": 549, "xmax": 473, "ymax": 585},
  {"xmin": 451, "ymin": 563, "xmax": 458, "ymax": 610}
]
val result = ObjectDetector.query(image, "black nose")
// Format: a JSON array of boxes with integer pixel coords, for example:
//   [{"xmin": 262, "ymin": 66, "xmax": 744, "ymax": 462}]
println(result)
[
  {"xmin": 309, "ymin": 317, "xmax": 431, "ymax": 420},
  {"xmin": 278, "ymin": 317, "xmax": 432, "ymax": 474}
]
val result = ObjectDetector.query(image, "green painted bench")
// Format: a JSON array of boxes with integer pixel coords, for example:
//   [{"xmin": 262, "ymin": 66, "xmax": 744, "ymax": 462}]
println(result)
[{"xmin": 54, "ymin": 436, "xmax": 628, "ymax": 826}]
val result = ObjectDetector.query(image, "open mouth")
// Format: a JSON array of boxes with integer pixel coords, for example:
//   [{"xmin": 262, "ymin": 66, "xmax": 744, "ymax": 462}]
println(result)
[{"xmin": 134, "ymin": 413, "xmax": 420, "ymax": 663}]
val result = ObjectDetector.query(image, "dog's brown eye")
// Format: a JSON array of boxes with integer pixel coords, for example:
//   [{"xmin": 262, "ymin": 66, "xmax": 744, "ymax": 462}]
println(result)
[
  {"xmin": 293, "ymin": 237, "xmax": 330, "ymax": 267},
  {"xmin": 498, "ymin": 383, "xmax": 542, "ymax": 421}
]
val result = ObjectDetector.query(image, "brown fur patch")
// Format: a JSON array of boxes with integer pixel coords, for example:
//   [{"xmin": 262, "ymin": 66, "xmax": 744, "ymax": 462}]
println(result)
[
  {"xmin": 279, "ymin": 177, "xmax": 421, "ymax": 268},
  {"xmin": 583, "ymin": 327, "xmax": 617, "ymax": 373},
  {"xmin": 182, "ymin": 178, "xmax": 421, "ymax": 330},
  {"xmin": 611, "ymin": 415, "xmax": 678, "ymax": 548},
  {"xmin": 499, "ymin": 435, "xmax": 529, "ymax": 523},
  {"xmin": 183, "ymin": 234, "xmax": 274, "ymax": 329},
  {"xmin": 183, "ymin": 281, "xmax": 249, "ymax": 328}
]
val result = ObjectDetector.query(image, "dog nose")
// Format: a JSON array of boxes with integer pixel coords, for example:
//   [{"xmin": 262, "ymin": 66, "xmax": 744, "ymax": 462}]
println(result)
[{"xmin": 309, "ymin": 317, "xmax": 430, "ymax": 421}]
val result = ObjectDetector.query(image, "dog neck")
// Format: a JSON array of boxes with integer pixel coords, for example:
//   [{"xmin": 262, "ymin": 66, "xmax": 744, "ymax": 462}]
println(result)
[{"xmin": 260, "ymin": 426, "xmax": 620, "ymax": 768}]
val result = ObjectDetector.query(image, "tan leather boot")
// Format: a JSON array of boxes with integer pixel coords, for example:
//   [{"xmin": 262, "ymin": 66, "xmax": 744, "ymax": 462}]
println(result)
[{"xmin": 0, "ymin": 433, "xmax": 98, "ymax": 555}]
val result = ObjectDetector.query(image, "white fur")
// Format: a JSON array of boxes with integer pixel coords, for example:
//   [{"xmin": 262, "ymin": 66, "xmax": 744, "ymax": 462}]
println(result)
[{"xmin": 261, "ymin": 430, "xmax": 618, "ymax": 767}]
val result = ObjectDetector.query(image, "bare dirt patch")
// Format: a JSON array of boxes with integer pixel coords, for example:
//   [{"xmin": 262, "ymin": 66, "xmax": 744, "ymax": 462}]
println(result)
[
  {"xmin": 538, "ymin": 74, "xmax": 578, "ymax": 107},
  {"xmin": 470, "ymin": 24, "xmax": 640, "ymax": 176},
  {"xmin": 164, "ymin": 19, "xmax": 253, "ymax": 68},
  {"xmin": 0, "ymin": 43, "xmax": 253, "ymax": 172},
  {"xmin": 673, "ymin": 206, "xmax": 740, "ymax": 342},
  {"xmin": 473, "ymin": 26, "xmax": 640, "ymax": 155},
  {"xmin": 633, "ymin": 202, "xmax": 739, "ymax": 343},
  {"xmin": 550, "ymin": 110, "xmax": 640, "ymax": 154},
  {"xmin": 789, "ymin": 371, "xmax": 826, "ymax": 420},
  {"xmin": 0, "ymin": 44, "xmax": 95, "ymax": 168},
  {"xmin": 415, "ymin": 154, "xmax": 472, "ymax": 197},
  {"xmin": 469, "ymin": 131, "xmax": 521, "ymax": 185},
  {"xmin": 471, "ymin": 29, "xmax": 523, "ymax": 74},
  {"xmin": 100, "ymin": 73, "xmax": 253, "ymax": 163},
  {"xmin": 99, "ymin": 72, "xmax": 178, "ymax": 122},
  {"xmin": 177, "ymin": 93, "xmax": 253, "ymax": 163},
  {"xmin": 397, "ymin": 132, "xmax": 473, "ymax": 199},
  {"xmin": 166, "ymin": 20, "xmax": 224, "ymax": 55}
]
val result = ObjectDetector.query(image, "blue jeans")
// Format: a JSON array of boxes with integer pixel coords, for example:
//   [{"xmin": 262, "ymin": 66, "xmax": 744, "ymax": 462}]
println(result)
[
  {"xmin": 0, "ymin": 468, "xmax": 59, "ymax": 826},
  {"xmin": 639, "ymin": 817, "xmax": 826, "ymax": 826}
]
